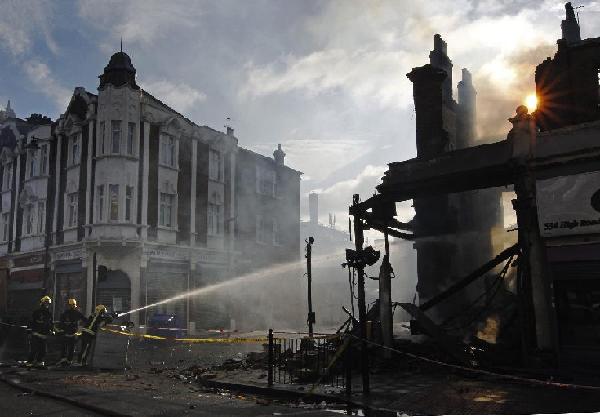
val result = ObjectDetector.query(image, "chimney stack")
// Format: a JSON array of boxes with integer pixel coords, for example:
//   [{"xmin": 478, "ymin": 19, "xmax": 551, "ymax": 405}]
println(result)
[
  {"xmin": 561, "ymin": 2, "xmax": 581, "ymax": 44},
  {"xmin": 273, "ymin": 143, "xmax": 286, "ymax": 166},
  {"xmin": 226, "ymin": 126, "xmax": 234, "ymax": 136},
  {"xmin": 309, "ymin": 192, "xmax": 318, "ymax": 224}
]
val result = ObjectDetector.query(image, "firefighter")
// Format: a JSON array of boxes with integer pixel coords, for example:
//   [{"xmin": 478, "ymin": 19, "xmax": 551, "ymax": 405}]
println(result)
[
  {"xmin": 57, "ymin": 298, "xmax": 86, "ymax": 366},
  {"xmin": 27, "ymin": 295, "xmax": 53, "ymax": 368},
  {"xmin": 78, "ymin": 304, "xmax": 113, "ymax": 366}
]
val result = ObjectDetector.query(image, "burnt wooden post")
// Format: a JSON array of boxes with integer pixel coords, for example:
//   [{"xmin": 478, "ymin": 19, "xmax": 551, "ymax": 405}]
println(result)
[
  {"xmin": 352, "ymin": 194, "xmax": 370, "ymax": 394},
  {"xmin": 379, "ymin": 232, "xmax": 393, "ymax": 358},
  {"xmin": 305, "ymin": 237, "xmax": 315, "ymax": 337},
  {"xmin": 268, "ymin": 329, "xmax": 273, "ymax": 387},
  {"xmin": 344, "ymin": 335, "xmax": 352, "ymax": 397},
  {"xmin": 509, "ymin": 106, "xmax": 557, "ymax": 361}
]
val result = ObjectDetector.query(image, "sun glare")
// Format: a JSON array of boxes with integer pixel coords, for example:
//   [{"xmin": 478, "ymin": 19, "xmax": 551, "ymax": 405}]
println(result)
[{"xmin": 525, "ymin": 94, "xmax": 538, "ymax": 112}]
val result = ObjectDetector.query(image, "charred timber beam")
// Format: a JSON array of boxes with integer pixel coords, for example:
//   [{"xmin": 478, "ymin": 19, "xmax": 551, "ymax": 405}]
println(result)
[{"xmin": 420, "ymin": 243, "xmax": 520, "ymax": 312}]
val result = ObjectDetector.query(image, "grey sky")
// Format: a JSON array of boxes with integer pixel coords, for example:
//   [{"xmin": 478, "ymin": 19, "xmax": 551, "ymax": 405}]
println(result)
[{"xmin": 2, "ymin": 0, "xmax": 599, "ymax": 227}]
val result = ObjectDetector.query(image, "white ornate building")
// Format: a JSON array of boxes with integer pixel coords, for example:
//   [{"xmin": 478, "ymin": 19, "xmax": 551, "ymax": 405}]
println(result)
[{"xmin": 0, "ymin": 52, "xmax": 301, "ymax": 332}]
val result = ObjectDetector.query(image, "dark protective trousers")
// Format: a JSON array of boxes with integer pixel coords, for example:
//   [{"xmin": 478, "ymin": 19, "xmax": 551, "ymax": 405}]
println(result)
[
  {"xmin": 27, "ymin": 334, "xmax": 47, "ymax": 363},
  {"xmin": 61, "ymin": 334, "xmax": 77, "ymax": 361},
  {"xmin": 78, "ymin": 332, "xmax": 95, "ymax": 365}
]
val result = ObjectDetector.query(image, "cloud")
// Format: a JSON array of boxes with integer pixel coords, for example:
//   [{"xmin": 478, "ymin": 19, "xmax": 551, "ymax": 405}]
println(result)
[
  {"xmin": 78, "ymin": 0, "xmax": 204, "ymax": 51},
  {"xmin": 23, "ymin": 59, "xmax": 71, "ymax": 110},
  {"xmin": 242, "ymin": 49, "xmax": 415, "ymax": 109},
  {"xmin": 0, "ymin": 0, "xmax": 58, "ymax": 57},
  {"xmin": 141, "ymin": 80, "xmax": 207, "ymax": 113}
]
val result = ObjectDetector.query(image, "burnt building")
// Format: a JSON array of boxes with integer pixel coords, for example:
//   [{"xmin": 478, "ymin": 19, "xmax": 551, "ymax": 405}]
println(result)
[
  {"xmin": 407, "ymin": 35, "xmax": 503, "ymax": 313},
  {"xmin": 535, "ymin": 2, "xmax": 600, "ymax": 131},
  {"xmin": 0, "ymin": 51, "xmax": 301, "ymax": 332}
]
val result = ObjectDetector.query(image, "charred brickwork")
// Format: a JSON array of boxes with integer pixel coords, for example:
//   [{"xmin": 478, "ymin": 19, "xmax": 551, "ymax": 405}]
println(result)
[
  {"xmin": 407, "ymin": 35, "xmax": 503, "ymax": 311},
  {"xmin": 535, "ymin": 2, "xmax": 600, "ymax": 131}
]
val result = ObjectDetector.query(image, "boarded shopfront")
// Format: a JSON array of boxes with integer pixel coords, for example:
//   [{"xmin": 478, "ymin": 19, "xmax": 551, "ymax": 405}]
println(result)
[
  {"xmin": 7, "ymin": 253, "xmax": 47, "ymax": 323},
  {"xmin": 97, "ymin": 269, "xmax": 131, "ymax": 315},
  {"xmin": 144, "ymin": 261, "xmax": 189, "ymax": 329},
  {"xmin": 54, "ymin": 257, "xmax": 86, "ymax": 319},
  {"xmin": 538, "ymin": 171, "xmax": 600, "ymax": 367}
]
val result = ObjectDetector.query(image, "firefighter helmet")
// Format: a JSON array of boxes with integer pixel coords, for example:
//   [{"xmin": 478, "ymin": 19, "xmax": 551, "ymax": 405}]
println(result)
[
  {"xmin": 40, "ymin": 295, "xmax": 52, "ymax": 305},
  {"xmin": 68, "ymin": 298, "xmax": 77, "ymax": 307},
  {"xmin": 95, "ymin": 304, "xmax": 107, "ymax": 315}
]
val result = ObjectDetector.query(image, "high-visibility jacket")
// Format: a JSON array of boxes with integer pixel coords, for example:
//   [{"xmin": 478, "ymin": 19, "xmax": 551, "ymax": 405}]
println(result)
[{"xmin": 81, "ymin": 311, "xmax": 112, "ymax": 336}]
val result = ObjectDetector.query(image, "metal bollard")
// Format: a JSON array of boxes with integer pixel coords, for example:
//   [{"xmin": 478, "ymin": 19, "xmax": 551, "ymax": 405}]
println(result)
[{"xmin": 268, "ymin": 329, "xmax": 273, "ymax": 387}]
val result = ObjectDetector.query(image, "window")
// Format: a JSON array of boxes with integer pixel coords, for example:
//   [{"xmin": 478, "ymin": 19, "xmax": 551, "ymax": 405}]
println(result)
[
  {"xmin": 40, "ymin": 145, "xmax": 48, "ymax": 175},
  {"xmin": 125, "ymin": 186, "xmax": 133, "ymax": 222},
  {"xmin": 24, "ymin": 204, "xmax": 33, "ymax": 235},
  {"xmin": 127, "ymin": 123, "xmax": 135, "ymax": 155},
  {"xmin": 111, "ymin": 121, "xmax": 121, "ymax": 154},
  {"xmin": 2, "ymin": 162, "xmax": 12, "ymax": 191},
  {"xmin": 256, "ymin": 166, "xmax": 276, "ymax": 196},
  {"xmin": 256, "ymin": 214, "xmax": 266, "ymax": 243},
  {"xmin": 37, "ymin": 201, "xmax": 45, "ymax": 234},
  {"xmin": 71, "ymin": 135, "xmax": 80, "ymax": 165},
  {"xmin": 209, "ymin": 149, "xmax": 221, "ymax": 181},
  {"xmin": 159, "ymin": 193, "xmax": 174, "ymax": 227},
  {"xmin": 161, "ymin": 135, "xmax": 175, "ymax": 167},
  {"xmin": 109, "ymin": 184, "xmax": 119, "ymax": 221},
  {"xmin": 96, "ymin": 185, "xmax": 104, "ymax": 221},
  {"xmin": 28, "ymin": 150, "xmax": 37, "ymax": 178},
  {"xmin": 1, "ymin": 212, "xmax": 9, "ymax": 242},
  {"xmin": 208, "ymin": 203, "xmax": 220, "ymax": 235},
  {"xmin": 99, "ymin": 121, "xmax": 105, "ymax": 154},
  {"xmin": 67, "ymin": 193, "xmax": 78, "ymax": 227},
  {"xmin": 273, "ymin": 219, "xmax": 280, "ymax": 245}
]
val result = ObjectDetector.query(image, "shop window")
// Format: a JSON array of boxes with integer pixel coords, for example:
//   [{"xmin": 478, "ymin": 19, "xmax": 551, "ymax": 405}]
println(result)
[
  {"xmin": 1, "ymin": 212, "xmax": 9, "ymax": 242},
  {"xmin": 2, "ymin": 162, "xmax": 12, "ymax": 191},
  {"xmin": 125, "ymin": 186, "xmax": 133, "ymax": 222},
  {"xmin": 127, "ymin": 122, "xmax": 135, "ymax": 156},
  {"xmin": 109, "ymin": 184, "xmax": 119, "ymax": 221},
  {"xmin": 111, "ymin": 120, "xmax": 121, "ymax": 154},
  {"xmin": 96, "ymin": 185, "xmax": 104, "ymax": 222},
  {"xmin": 159, "ymin": 193, "xmax": 174, "ymax": 227},
  {"xmin": 67, "ymin": 193, "xmax": 78, "ymax": 227},
  {"xmin": 209, "ymin": 149, "xmax": 221, "ymax": 181}
]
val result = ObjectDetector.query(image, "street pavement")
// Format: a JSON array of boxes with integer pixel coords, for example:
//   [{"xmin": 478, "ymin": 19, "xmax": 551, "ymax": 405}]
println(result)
[{"xmin": 0, "ymin": 366, "xmax": 367, "ymax": 417}]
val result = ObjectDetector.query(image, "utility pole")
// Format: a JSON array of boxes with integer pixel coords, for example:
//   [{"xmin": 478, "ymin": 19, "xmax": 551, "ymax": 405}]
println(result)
[
  {"xmin": 352, "ymin": 194, "xmax": 370, "ymax": 394},
  {"xmin": 305, "ymin": 236, "xmax": 315, "ymax": 338}
]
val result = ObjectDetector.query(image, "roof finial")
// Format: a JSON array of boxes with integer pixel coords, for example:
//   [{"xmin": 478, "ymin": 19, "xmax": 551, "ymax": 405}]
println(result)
[{"xmin": 120, "ymin": 37, "xmax": 123, "ymax": 52}]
